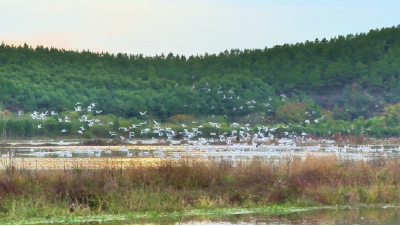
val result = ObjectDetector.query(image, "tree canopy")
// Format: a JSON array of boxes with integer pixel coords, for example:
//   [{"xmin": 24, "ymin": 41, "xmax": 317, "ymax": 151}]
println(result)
[{"xmin": 1, "ymin": 25, "xmax": 400, "ymax": 123}]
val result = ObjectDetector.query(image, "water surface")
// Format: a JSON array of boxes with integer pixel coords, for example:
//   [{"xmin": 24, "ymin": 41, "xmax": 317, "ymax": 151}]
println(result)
[{"xmin": 82, "ymin": 206, "xmax": 400, "ymax": 225}]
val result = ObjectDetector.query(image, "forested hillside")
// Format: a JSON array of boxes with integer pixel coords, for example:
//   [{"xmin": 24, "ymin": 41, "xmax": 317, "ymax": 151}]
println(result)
[{"xmin": 1, "ymin": 25, "xmax": 400, "ymax": 122}]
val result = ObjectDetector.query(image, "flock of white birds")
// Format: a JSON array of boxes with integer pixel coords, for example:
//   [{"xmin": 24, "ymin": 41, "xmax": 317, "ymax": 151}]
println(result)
[
  {"xmin": 24, "ymin": 84, "xmax": 331, "ymax": 144},
  {"xmin": 0, "ymin": 140, "xmax": 395, "ymax": 160},
  {"xmin": 0, "ymin": 84, "xmax": 392, "ymax": 160},
  {"xmin": 27, "ymin": 105, "xmax": 325, "ymax": 146}
]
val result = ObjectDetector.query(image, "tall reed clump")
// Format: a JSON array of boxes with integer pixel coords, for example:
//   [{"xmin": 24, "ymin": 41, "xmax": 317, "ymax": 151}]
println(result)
[{"xmin": 1, "ymin": 155, "xmax": 400, "ymax": 220}]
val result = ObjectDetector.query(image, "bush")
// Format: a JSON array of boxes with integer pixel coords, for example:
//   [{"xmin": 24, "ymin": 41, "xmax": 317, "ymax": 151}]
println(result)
[{"xmin": 82, "ymin": 131, "xmax": 94, "ymax": 139}]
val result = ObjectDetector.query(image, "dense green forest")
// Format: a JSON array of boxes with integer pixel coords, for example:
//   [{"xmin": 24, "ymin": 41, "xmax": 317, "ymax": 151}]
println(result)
[{"xmin": 1, "ymin": 25, "xmax": 400, "ymax": 139}]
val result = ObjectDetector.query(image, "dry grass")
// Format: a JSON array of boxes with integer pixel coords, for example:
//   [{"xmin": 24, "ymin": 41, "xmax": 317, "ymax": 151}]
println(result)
[
  {"xmin": 1, "ymin": 158, "xmax": 169, "ymax": 170},
  {"xmin": 1, "ymin": 155, "xmax": 400, "ymax": 218}
]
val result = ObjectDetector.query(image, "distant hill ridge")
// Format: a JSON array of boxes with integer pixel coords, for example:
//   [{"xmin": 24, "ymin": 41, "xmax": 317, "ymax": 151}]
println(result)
[{"xmin": 1, "ymin": 24, "xmax": 400, "ymax": 120}]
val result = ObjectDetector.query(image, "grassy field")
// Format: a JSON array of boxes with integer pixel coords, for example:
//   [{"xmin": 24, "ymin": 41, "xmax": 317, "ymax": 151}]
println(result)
[
  {"xmin": 1, "ymin": 155, "xmax": 400, "ymax": 224},
  {"xmin": 1, "ymin": 157, "xmax": 170, "ymax": 170}
]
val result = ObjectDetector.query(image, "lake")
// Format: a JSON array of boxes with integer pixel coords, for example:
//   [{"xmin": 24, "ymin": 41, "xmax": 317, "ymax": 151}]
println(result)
[{"xmin": 82, "ymin": 206, "xmax": 400, "ymax": 225}]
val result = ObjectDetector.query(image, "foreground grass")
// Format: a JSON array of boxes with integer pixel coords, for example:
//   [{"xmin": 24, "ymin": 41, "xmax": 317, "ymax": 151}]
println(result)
[
  {"xmin": 1, "ymin": 155, "xmax": 400, "ymax": 223},
  {"xmin": 0, "ymin": 204, "xmax": 322, "ymax": 225}
]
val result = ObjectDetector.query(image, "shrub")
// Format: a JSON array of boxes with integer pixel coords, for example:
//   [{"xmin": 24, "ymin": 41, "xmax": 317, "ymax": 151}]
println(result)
[{"xmin": 82, "ymin": 131, "xmax": 94, "ymax": 139}]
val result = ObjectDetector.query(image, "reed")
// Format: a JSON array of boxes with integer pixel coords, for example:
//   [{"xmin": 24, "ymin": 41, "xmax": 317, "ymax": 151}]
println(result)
[{"xmin": 1, "ymin": 155, "xmax": 400, "ymax": 222}]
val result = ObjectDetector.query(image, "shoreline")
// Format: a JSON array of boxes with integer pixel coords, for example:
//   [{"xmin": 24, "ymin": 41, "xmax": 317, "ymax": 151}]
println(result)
[
  {"xmin": 1, "ymin": 204, "xmax": 398, "ymax": 225},
  {"xmin": 0, "ymin": 205, "xmax": 328, "ymax": 225}
]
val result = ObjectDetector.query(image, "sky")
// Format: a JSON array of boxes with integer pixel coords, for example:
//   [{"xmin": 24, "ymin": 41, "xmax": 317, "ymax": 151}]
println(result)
[{"xmin": 0, "ymin": 0, "xmax": 399, "ymax": 57}]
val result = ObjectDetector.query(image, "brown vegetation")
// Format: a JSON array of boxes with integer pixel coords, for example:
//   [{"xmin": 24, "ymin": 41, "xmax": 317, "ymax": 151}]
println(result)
[{"xmin": 1, "ymin": 155, "xmax": 400, "ymax": 216}]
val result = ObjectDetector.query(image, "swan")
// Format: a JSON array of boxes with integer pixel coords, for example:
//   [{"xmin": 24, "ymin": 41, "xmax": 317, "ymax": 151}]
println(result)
[
  {"xmin": 36, "ymin": 150, "xmax": 45, "ymax": 157},
  {"xmin": 94, "ymin": 148, "xmax": 102, "ymax": 153},
  {"xmin": 74, "ymin": 148, "xmax": 82, "ymax": 153},
  {"xmin": 127, "ymin": 150, "xmax": 133, "ymax": 157},
  {"xmin": 85, "ymin": 149, "xmax": 94, "ymax": 154},
  {"xmin": 64, "ymin": 151, "xmax": 72, "ymax": 158}
]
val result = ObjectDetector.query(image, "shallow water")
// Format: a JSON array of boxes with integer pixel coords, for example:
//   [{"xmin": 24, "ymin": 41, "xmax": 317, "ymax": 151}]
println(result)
[
  {"xmin": 81, "ymin": 206, "xmax": 400, "ymax": 225},
  {"xmin": 1, "ymin": 143, "xmax": 399, "ymax": 160}
]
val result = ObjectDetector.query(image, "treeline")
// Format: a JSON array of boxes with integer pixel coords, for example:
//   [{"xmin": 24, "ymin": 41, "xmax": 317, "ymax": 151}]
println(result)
[{"xmin": 1, "ymin": 25, "xmax": 400, "ymax": 122}]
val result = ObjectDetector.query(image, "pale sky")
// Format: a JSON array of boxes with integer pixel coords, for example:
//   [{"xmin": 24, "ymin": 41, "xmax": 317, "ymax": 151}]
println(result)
[{"xmin": 1, "ymin": 0, "xmax": 399, "ymax": 57}]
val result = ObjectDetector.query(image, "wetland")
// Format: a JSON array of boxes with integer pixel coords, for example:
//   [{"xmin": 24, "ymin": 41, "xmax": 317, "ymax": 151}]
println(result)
[{"xmin": 2, "ymin": 143, "xmax": 400, "ymax": 224}]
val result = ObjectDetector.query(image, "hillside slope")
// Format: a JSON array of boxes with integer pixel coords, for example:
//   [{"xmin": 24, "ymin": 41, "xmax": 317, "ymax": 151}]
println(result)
[{"xmin": 1, "ymin": 25, "xmax": 400, "ymax": 121}]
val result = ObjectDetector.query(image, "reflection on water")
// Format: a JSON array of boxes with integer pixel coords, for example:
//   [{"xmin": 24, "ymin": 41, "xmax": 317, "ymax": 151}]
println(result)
[
  {"xmin": 2, "ymin": 144, "xmax": 400, "ymax": 160},
  {"xmin": 82, "ymin": 206, "xmax": 400, "ymax": 225},
  {"xmin": 0, "ymin": 148, "xmax": 153, "ymax": 159}
]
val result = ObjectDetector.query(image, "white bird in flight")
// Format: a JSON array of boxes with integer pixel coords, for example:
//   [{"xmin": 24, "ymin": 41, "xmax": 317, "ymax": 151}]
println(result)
[{"xmin": 139, "ymin": 111, "xmax": 147, "ymax": 115}]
